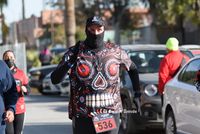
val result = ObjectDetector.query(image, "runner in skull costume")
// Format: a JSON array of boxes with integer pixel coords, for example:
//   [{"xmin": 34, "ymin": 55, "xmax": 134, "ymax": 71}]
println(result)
[{"xmin": 51, "ymin": 15, "xmax": 141, "ymax": 134}]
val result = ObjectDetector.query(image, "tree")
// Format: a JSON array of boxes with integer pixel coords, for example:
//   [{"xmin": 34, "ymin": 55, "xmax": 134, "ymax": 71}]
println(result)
[
  {"xmin": 54, "ymin": 24, "xmax": 66, "ymax": 44},
  {"xmin": 46, "ymin": 0, "xmax": 76, "ymax": 48},
  {"xmin": 0, "ymin": 0, "xmax": 8, "ymax": 45},
  {"xmin": 64, "ymin": 0, "xmax": 76, "ymax": 48},
  {"xmin": 141, "ymin": 0, "xmax": 200, "ymax": 44}
]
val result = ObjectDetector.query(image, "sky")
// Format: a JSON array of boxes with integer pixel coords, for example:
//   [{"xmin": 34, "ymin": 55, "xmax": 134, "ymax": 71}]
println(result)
[{"xmin": 3, "ymin": 0, "xmax": 55, "ymax": 25}]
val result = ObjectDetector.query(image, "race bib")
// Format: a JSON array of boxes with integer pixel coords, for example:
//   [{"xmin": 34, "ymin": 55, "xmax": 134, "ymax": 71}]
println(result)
[{"xmin": 92, "ymin": 113, "xmax": 116, "ymax": 133}]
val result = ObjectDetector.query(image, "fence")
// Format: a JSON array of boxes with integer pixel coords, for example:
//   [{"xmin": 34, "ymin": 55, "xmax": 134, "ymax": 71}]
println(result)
[{"xmin": 0, "ymin": 43, "xmax": 27, "ymax": 75}]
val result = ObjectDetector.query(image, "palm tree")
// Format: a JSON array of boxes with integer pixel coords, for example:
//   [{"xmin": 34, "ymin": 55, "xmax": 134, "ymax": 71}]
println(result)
[
  {"xmin": 64, "ymin": 0, "xmax": 76, "ymax": 48},
  {"xmin": 22, "ymin": 0, "xmax": 25, "ymax": 19},
  {"xmin": 0, "ymin": 0, "xmax": 8, "ymax": 45}
]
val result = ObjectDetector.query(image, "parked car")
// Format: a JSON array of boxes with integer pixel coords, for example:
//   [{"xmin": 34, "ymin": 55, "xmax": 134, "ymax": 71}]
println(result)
[
  {"xmin": 51, "ymin": 47, "xmax": 66, "ymax": 57},
  {"xmin": 42, "ymin": 72, "xmax": 70, "ymax": 97},
  {"xmin": 181, "ymin": 44, "xmax": 200, "ymax": 56},
  {"xmin": 190, "ymin": 49, "xmax": 200, "ymax": 56},
  {"xmin": 119, "ymin": 44, "xmax": 194, "ymax": 134},
  {"xmin": 162, "ymin": 55, "xmax": 200, "ymax": 134},
  {"xmin": 28, "ymin": 64, "xmax": 57, "ymax": 94}
]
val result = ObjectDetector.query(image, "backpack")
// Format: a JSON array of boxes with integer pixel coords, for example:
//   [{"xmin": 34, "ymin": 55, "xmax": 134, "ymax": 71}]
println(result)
[{"xmin": 171, "ymin": 56, "xmax": 186, "ymax": 78}]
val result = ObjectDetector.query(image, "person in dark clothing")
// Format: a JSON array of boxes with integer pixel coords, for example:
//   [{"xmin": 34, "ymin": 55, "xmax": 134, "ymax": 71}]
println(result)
[
  {"xmin": 51, "ymin": 15, "xmax": 141, "ymax": 134},
  {"xmin": 39, "ymin": 46, "xmax": 53, "ymax": 66},
  {"xmin": 3, "ymin": 50, "xmax": 31, "ymax": 134},
  {"xmin": 0, "ymin": 60, "xmax": 18, "ymax": 134}
]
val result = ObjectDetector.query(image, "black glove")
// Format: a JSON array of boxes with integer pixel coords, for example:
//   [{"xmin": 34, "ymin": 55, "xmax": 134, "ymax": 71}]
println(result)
[
  {"xmin": 69, "ymin": 41, "xmax": 81, "ymax": 65},
  {"xmin": 133, "ymin": 92, "xmax": 142, "ymax": 116}
]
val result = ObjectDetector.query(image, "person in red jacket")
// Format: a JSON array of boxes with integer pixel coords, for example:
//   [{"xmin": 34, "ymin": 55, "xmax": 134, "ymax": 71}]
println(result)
[
  {"xmin": 158, "ymin": 37, "xmax": 190, "ymax": 105},
  {"xmin": 195, "ymin": 69, "xmax": 200, "ymax": 92},
  {"xmin": 3, "ymin": 50, "xmax": 31, "ymax": 134}
]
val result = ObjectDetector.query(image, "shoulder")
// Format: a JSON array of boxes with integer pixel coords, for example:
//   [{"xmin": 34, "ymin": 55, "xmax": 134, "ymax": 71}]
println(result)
[
  {"xmin": 0, "ymin": 60, "xmax": 9, "ymax": 70},
  {"xmin": 105, "ymin": 42, "xmax": 119, "ymax": 46},
  {"xmin": 15, "ymin": 68, "xmax": 24, "ymax": 73},
  {"xmin": 105, "ymin": 42, "xmax": 121, "ymax": 50},
  {"xmin": 15, "ymin": 68, "xmax": 26, "ymax": 76},
  {"xmin": 0, "ymin": 60, "xmax": 5, "ymax": 65}
]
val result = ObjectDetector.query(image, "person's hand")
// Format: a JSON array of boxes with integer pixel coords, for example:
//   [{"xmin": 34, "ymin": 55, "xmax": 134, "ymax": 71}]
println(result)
[
  {"xmin": 4, "ymin": 110, "xmax": 14, "ymax": 122},
  {"xmin": 69, "ymin": 41, "xmax": 81, "ymax": 64},
  {"xmin": 133, "ymin": 97, "xmax": 142, "ymax": 116},
  {"xmin": 20, "ymin": 86, "xmax": 27, "ymax": 93},
  {"xmin": 133, "ymin": 91, "xmax": 142, "ymax": 116}
]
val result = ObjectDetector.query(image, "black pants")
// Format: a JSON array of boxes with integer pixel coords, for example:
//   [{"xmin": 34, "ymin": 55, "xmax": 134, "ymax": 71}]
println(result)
[
  {"xmin": 5, "ymin": 113, "xmax": 25, "ymax": 134},
  {"xmin": 73, "ymin": 113, "xmax": 120, "ymax": 134}
]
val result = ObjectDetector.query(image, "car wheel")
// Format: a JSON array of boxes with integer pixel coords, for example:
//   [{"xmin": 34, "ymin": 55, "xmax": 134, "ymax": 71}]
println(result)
[
  {"xmin": 165, "ymin": 111, "xmax": 176, "ymax": 134},
  {"xmin": 120, "ymin": 98, "xmax": 138, "ymax": 134}
]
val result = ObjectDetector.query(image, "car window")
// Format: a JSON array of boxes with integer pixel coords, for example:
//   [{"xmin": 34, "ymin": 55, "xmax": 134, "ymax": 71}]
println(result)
[
  {"xmin": 180, "ymin": 51, "xmax": 194, "ymax": 59},
  {"xmin": 51, "ymin": 48, "xmax": 66, "ymax": 56},
  {"xmin": 128, "ymin": 50, "xmax": 167, "ymax": 73},
  {"xmin": 128, "ymin": 50, "xmax": 194, "ymax": 74},
  {"xmin": 178, "ymin": 59, "xmax": 200, "ymax": 84}
]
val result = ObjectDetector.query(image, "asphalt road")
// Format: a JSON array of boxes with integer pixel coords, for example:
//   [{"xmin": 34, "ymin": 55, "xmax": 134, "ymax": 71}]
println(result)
[
  {"xmin": 22, "ymin": 89, "xmax": 164, "ymax": 134},
  {"xmin": 23, "ymin": 91, "xmax": 72, "ymax": 134}
]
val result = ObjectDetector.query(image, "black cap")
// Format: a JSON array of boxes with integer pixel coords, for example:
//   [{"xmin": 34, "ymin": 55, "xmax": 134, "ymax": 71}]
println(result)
[{"xmin": 86, "ymin": 15, "xmax": 105, "ymax": 29}]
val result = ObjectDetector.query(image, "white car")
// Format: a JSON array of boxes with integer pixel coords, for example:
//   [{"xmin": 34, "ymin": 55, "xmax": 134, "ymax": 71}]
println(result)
[
  {"xmin": 162, "ymin": 55, "xmax": 200, "ymax": 134},
  {"xmin": 42, "ymin": 72, "xmax": 70, "ymax": 97}
]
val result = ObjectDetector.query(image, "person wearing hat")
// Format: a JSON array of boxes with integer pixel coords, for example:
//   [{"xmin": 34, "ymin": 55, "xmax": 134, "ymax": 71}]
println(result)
[
  {"xmin": 158, "ymin": 37, "xmax": 190, "ymax": 105},
  {"xmin": 51, "ymin": 15, "xmax": 141, "ymax": 134}
]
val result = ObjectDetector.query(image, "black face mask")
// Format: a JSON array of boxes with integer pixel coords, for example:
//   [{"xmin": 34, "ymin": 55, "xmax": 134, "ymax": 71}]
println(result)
[
  {"xmin": 5, "ymin": 59, "xmax": 15, "ymax": 68},
  {"xmin": 85, "ymin": 29, "xmax": 104, "ymax": 50}
]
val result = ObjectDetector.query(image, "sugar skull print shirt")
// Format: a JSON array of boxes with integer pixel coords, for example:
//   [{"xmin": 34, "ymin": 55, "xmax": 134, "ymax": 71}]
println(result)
[{"xmin": 57, "ymin": 42, "xmax": 132, "ymax": 119}]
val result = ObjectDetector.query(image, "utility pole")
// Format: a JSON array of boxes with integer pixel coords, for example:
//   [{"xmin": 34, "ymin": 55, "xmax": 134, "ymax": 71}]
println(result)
[
  {"xmin": 51, "ymin": 12, "xmax": 54, "ymax": 46},
  {"xmin": 14, "ymin": 21, "xmax": 18, "ymax": 45},
  {"xmin": 35, "ymin": 17, "xmax": 40, "ymax": 51}
]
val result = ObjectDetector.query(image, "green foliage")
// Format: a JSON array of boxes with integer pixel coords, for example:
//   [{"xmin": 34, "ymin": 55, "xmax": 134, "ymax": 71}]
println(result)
[
  {"xmin": 75, "ymin": 26, "xmax": 86, "ymax": 42},
  {"xmin": 54, "ymin": 24, "xmax": 66, "ymax": 44},
  {"xmin": 0, "ymin": 0, "xmax": 7, "ymax": 6},
  {"xmin": 120, "ymin": 10, "xmax": 137, "ymax": 30},
  {"xmin": 145, "ymin": 0, "xmax": 200, "ymax": 25},
  {"xmin": 182, "ymin": 70, "xmax": 197, "ymax": 84},
  {"xmin": 26, "ymin": 50, "xmax": 41, "ymax": 67},
  {"xmin": 50, "ymin": 53, "xmax": 63, "ymax": 64}
]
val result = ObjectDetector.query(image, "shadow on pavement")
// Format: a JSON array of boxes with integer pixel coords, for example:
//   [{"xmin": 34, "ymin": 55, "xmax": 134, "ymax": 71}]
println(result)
[
  {"xmin": 23, "ymin": 123, "xmax": 73, "ymax": 134},
  {"xmin": 25, "ymin": 94, "xmax": 69, "ymax": 103}
]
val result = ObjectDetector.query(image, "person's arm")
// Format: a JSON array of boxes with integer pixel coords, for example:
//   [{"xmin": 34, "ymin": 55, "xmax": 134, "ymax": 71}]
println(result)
[
  {"xmin": 3, "ymin": 62, "xmax": 18, "ymax": 115},
  {"xmin": 51, "ymin": 61, "xmax": 72, "ymax": 84},
  {"xmin": 127, "ymin": 62, "xmax": 142, "ymax": 115},
  {"xmin": 19, "ymin": 70, "xmax": 31, "ymax": 95},
  {"xmin": 21, "ymin": 84, "xmax": 31, "ymax": 95},
  {"xmin": 51, "ymin": 41, "xmax": 80, "ymax": 84},
  {"xmin": 158, "ymin": 58, "xmax": 169, "ymax": 94},
  {"xmin": 4, "ymin": 110, "xmax": 15, "ymax": 122},
  {"xmin": 119, "ymin": 46, "xmax": 141, "ymax": 115},
  {"xmin": 128, "ymin": 62, "xmax": 140, "ymax": 93}
]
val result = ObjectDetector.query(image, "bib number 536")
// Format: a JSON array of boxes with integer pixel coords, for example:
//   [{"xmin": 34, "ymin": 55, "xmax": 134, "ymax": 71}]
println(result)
[{"xmin": 93, "ymin": 114, "xmax": 116, "ymax": 133}]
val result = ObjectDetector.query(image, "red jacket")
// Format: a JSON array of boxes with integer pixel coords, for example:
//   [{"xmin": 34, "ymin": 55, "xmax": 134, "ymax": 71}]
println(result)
[
  {"xmin": 158, "ymin": 50, "xmax": 190, "ymax": 94},
  {"xmin": 13, "ymin": 68, "xmax": 29, "ymax": 114}
]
